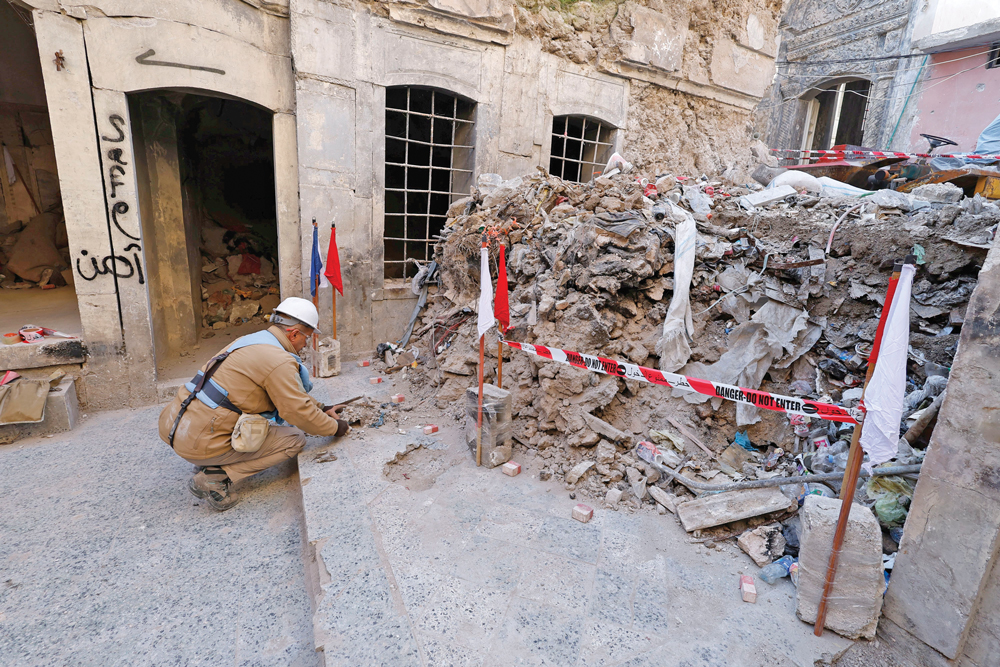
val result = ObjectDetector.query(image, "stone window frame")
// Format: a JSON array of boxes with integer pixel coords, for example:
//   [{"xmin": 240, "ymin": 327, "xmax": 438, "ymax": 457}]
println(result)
[
  {"xmin": 382, "ymin": 86, "xmax": 476, "ymax": 281},
  {"xmin": 548, "ymin": 115, "xmax": 617, "ymax": 183}
]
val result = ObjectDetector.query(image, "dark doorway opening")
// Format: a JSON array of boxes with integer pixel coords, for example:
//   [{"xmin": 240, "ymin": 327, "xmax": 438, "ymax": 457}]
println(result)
[
  {"xmin": 129, "ymin": 91, "xmax": 279, "ymax": 378},
  {"xmin": 0, "ymin": 1, "xmax": 81, "ymax": 339}
]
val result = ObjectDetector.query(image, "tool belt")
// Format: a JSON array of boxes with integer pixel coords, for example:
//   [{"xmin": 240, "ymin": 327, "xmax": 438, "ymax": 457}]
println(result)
[{"xmin": 168, "ymin": 351, "xmax": 242, "ymax": 448}]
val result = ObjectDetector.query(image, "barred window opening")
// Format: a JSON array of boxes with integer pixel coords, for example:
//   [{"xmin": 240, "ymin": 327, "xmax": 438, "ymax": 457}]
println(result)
[
  {"xmin": 549, "ymin": 116, "xmax": 615, "ymax": 183},
  {"xmin": 384, "ymin": 87, "xmax": 475, "ymax": 280},
  {"xmin": 988, "ymin": 42, "xmax": 1000, "ymax": 70}
]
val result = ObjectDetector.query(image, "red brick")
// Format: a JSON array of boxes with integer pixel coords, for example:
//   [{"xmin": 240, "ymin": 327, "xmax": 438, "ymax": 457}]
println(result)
[
  {"xmin": 502, "ymin": 462, "xmax": 521, "ymax": 477},
  {"xmin": 369, "ymin": 377, "xmax": 382, "ymax": 384},
  {"xmin": 572, "ymin": 504, "xmax": 593, "ymax": 523},
  {"xmin": 423, "ymin": 425, "xmax": 438, "ymax": 434},
  {"xmin": 740, "ymin": 575, "xmax": 757, "ymax": 603}
]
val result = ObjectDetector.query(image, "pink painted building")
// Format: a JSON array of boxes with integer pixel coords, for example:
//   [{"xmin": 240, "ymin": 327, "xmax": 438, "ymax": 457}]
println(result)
[{"xmin": 900, "ymin": 2, "xmax": 1000, "ymax": 154}]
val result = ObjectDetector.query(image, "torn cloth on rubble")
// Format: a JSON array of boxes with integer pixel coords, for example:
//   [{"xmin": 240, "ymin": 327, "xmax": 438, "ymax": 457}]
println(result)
[
  {"xmin": 859, "ymin": 263, "xmax": 916, "ymax": 472},
  {"xmin": 477, "ymin": 244, "xmax": 494, "ymax": 337},
  {"xmin": 656, "ymin": 203, "xmax": 696, "ymax": 372}
]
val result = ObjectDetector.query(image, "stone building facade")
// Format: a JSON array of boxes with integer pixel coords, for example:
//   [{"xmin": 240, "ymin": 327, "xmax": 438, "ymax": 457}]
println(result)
[
  {"xmin": 759, "ymin": 0, "xmax": 916, "ymax": 153},
  {"xmin": 1, "ymin": 0, "xmax": 780, "ymax": 410}
]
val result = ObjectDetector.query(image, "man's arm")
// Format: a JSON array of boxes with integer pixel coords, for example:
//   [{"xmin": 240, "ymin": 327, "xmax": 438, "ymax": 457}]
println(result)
[{"xmin": 260, "ymin": 360, "xmax": 341, "ymax": 436}]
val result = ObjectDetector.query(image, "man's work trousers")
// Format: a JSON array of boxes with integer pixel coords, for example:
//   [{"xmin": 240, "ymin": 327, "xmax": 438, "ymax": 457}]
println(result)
[{"xmin": 181, "ymin": 426, "xmax": 305, "ymax": 483}]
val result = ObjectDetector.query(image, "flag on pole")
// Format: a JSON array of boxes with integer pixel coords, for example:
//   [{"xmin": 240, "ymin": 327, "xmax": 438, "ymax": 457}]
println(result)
[
  {"xmin": 309, "ymin": 224, "xmax": 328, "ymax": 296},
  {"xmin": 859, "ymin": 263, "xmax": 916, "ymax": 471},
  {"xmin": 324, "ymin": 224, "xmax": 343, "ymax": 295},
  {"xmin": 477, "ymin": 241, "xmax": 494, "ymax": 337},
  {"xmin": 495, "ymin": 244, "xmax": 509, "ymax": 333}
]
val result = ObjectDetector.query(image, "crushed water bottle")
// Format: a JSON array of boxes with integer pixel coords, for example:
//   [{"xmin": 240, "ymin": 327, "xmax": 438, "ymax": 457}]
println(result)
[{"xmin": 759, "ymin": 555, "xmax": 796, "ymax": 584}]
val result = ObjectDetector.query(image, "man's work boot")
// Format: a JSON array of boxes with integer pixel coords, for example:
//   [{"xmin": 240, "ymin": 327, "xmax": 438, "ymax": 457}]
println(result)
[{"xmin": 188, "ymin": 467, "xmax": 240, "ymax": 511}]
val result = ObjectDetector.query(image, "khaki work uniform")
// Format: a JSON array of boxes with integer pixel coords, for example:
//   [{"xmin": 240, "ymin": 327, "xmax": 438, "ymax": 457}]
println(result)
[{"xmin": 158, "ymin": 326, "xmax": 339, "ymax": 483}]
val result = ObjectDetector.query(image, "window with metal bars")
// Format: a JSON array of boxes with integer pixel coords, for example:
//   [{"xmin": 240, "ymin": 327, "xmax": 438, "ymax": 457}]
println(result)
[
  {"xmin": 549, "ymin": 116, "xmax": 616, "ymax": 182},
  {"xmin": 988, "ymin": 42, "xmax": 1000, "ymax": 70},
  {"xmin": 384, "ymin": 87, "xmax": 476, "ymax": 280}
]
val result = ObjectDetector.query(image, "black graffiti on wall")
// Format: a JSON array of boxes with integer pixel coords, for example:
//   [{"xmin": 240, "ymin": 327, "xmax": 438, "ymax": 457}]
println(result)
[
  {"xmin": 100, "ymin": 114, "xmax": 141, "ymax": 242},
  {"xmin": 76, "ymin": 245, "xmax": 145, "ymax": 284}
]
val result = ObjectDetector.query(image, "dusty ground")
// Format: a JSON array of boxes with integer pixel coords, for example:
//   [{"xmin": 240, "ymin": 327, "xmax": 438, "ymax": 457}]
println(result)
[{"xmin": 299, "ymin": 363, "xmax": 854, "ymax": 666}]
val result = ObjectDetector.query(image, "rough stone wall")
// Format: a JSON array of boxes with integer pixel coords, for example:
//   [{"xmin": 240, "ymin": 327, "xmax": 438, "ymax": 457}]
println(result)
[{"xmin": 624, "ymin": 83, "xmax": 756, "ymax": 179}]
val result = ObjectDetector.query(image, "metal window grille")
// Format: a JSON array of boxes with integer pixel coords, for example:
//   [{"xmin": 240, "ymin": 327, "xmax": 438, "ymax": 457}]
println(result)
[
  {"xmin": 384, "ymin": 87, "xmax": 475, "ymax": 280},
  {"xmin": 549, "ymin": 116, "xmax": 616, "ymax": 182},
  {"xmin": 988, "ymin": 42, "xmax": 1000, "ymax": 70}
]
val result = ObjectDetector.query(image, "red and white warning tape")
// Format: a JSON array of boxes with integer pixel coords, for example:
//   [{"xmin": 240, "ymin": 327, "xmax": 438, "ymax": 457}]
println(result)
[
  {"xmin": 503, "ymin": 340, "xmax": 863, "ymax": 424},
  {"xmin": 769, "ymin": 148, "xmax": 1000, "ymax": 161}
]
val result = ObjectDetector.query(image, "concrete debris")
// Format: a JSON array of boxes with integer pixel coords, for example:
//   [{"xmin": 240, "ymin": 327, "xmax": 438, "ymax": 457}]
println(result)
[
  {"xmin": 910, "ymin": 182, "xmax": 964, "ymax": 204},
  {"xmin": 737, "ymin": 523, "xmax": 787, "ymax": 566},
  {"xmin": 796, "ymin": 496, "xmax": 884, "ymax": 640},
  {"xmin": 397, "ymin": 159, "xmax": 993, "ymax": 571},
  {"xmin": 677, "ymin": 487, "xmax": 794, "ymax": 532}
]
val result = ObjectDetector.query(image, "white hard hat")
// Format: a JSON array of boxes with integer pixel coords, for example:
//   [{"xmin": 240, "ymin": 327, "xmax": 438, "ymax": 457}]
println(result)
[{"xmin": 273, "ymin": 297, "xmax": 321, "ymax": 332}]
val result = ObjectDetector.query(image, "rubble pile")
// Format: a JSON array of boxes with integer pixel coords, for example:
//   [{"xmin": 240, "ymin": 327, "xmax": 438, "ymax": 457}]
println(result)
[
  {"xmin": 401, "ymin": 162, "xmax": 997, "ymax": 550},
  {"xmin": 0, "ymin": 209, "xmax": 71, "ymax": 289},
  {"xmin": 198, "ymin": 220, "xmax": 280, "ymax": 333}
]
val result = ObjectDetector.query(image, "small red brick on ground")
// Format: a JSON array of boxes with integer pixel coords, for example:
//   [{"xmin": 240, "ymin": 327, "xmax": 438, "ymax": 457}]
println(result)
[
  {"xmin": 572, "ymin": 504, "xmax": 593, "ymax": 523},
  {"xmin": 357, "ymin": 360, "xmax": 371, "ymax": 367},
  {"xmin": 391, "ymin": 394, "xmax": 404, "ymax": 403},
  {"xmin": 502, "ymin": 462, "xmax": 520, "ymax": 477},
  {"xmin": 423, "ymin": 425, "xmax": 438, "ymax": 435},
  {"xmin": 369, "ymin": 377, "xmax": 382, "ymax": 384},
  {"xmin": 740, "ymin": 575, "xmax": 757, "ymax": 603}
]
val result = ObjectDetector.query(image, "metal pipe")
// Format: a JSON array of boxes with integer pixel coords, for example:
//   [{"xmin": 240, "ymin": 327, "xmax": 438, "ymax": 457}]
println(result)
[
  {"xmin": 825, "ymin": 203, "xmax": 863, "ymax": 255},
  {"xmin": 650, "ymin": 455, "xmax": 921, "ymax": 493}
]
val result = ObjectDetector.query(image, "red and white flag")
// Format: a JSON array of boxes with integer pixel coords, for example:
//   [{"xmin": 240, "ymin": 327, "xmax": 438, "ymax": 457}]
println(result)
[
  {"xmin": 859, "ymin": 263, "xmax": 916, "ymax": 470},
  {"xmin": 324, "ymin": 224, "xmax": 343, "ymax": 296},
  {"xmin": 477, "ymin": 241, "xmax": 494, "ymax": 338},
  {"xmin": 495, "ymin": 244, "xmax": 510, "ymax": 333}
]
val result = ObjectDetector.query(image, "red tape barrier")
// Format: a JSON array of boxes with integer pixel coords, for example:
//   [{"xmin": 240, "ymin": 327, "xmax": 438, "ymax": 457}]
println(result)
[
  {"xmin": 503, "ymin": 340, "xmax": 863, "ymax": 425},
  {"xmin": 769, "ymin": 148, "xmax": 1000, "ymax": 161}
]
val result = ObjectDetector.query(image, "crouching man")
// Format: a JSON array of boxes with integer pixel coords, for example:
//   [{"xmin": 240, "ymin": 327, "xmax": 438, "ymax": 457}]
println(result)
[{"xmin": 158, "ymin": 297, "xmax": 346, "ymax": 510}]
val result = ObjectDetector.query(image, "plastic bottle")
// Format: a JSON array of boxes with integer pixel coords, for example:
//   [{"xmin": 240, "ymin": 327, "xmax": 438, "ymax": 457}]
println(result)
[
  {"xmin": 759, "ymin": 555, "xmax": 796, "ymax": 584},
  {"xmin": 682, "ymin": 185, "xmax": 713, "ymax": 221},
  {"xmin": 789, "ymin": 562, "xmax": 800, "ymax": 586}
]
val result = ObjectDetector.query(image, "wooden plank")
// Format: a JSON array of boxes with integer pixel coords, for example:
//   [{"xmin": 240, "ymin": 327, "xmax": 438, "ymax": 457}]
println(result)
[
  {"xmin": 676, "ymin": 487, "xmax": 794, "ymax": 532},
  {"xmin": 666, "ymin": 416, "xmax": 714, "ymax": 458}
]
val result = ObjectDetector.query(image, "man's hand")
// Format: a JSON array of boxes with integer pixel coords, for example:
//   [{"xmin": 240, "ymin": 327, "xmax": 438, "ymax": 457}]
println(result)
[{"xmin": 325, "ymin": 404, "xmax": 345, "ymax": 418}]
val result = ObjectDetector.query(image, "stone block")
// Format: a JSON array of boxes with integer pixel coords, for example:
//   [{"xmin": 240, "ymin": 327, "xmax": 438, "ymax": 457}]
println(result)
[
  {"xmin": 677, "ymin": 487, "xmax": 794, "ymax": 532},
  {"xmin": 621, "ymin": 6, "xmax": 687, "ymax": 72},
  {"xmin": 317, "ymin": 337, "xmax": 341, "ymax": 378},
  {"xmin": 737, "ymin": 185, "xmax": 797, "ymax": 209},
  {"xmin": 464, "ymin": 384, "xmax": 513, "ymax": 468},
  {"xmin": 738, "ymin": 523, "xmax": 786, "ymax": 567},
  {"xmin": 709, "ymin": 38, "xmax": 776, "ymax": 97},
  {"xmin": 796, "ymin": 496, "xmax": 884, "ymax": 640},
  {"xmin": 502, "ymin": 461, "xmax": 520, "ymax": 477},
  {"xmin": 605, "ymin": 487, "xmax": 623, "ymax": 506},
  {"xmin": 572, "ymin": 504, "xmax": 593, "ymax": 523}
]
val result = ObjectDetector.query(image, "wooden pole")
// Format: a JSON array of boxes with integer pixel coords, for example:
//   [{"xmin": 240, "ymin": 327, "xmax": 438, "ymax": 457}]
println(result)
[
  {"xmin": 477, "ymin": 333, "xmax": 485, "ymax": 467},
  {"xmin": 312, "ymin": 219, "xmax": 319, "ymax": 377},
  {"xmin": 497, "ymin": 339, "xmax": 503, "ymax": 388},
  {"xmin": 331, "ymin": 223, "xmax": 338, "ymax": 340},
  {"xmin": 813, "ymin": 260, "xmax": 905, "ymax": 637}
]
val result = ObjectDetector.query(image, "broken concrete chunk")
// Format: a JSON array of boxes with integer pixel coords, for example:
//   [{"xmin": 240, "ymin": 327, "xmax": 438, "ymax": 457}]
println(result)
[
  {"xmin": 676, "ymin": 487, "xmax": 794, "ymax": 532},
  {"xmin": 595, "ymin": 440, "xmax": 616, "ymax": 465},
  {"xmin": 605, "ymin": 487, "xmax": 623, "ymax": 506},
  {"xmin": 795, "ymin": 496, "xmax": 884, "ymax": 640},
  {"xmin": 647, "ymin": 485, "xmax": 676, "ymax": 513},
  {"xmin": 582, "ymin": 412, "xmax": 629, "ymax": 443},
  {"xmin": 737, "ymin": 523, "xmax": 787, "ymax": 567},
  {"xmin": 738, "ymin": 185, "xmax": 797, "ymax": 209},
  {"xmin": 565, "ymin": 460, "xmax": 595, "ymax": 485}
]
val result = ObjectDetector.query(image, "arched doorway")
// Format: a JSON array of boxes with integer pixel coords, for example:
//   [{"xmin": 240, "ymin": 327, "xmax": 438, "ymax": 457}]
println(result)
[
  {"xmin": 800, "ymin": 79, "xmax": 872, "ymax": 150},
  {"xmin": 128, "ymin": 90, "xmax": 279, "ymax": 378}
]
